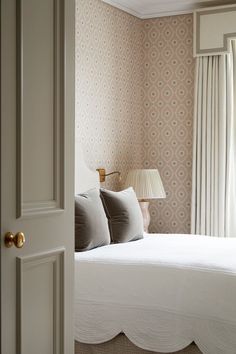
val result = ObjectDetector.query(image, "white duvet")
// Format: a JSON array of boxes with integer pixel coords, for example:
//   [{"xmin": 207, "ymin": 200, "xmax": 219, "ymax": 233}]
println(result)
[{"xmin": 74, "ymin": 234, "xmax": 236, "ymax": 354}]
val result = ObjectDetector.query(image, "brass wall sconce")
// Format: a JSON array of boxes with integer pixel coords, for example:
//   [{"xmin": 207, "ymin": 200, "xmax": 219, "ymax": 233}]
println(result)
[{"xmin": 96, "ymin": 168, "xmax": 121, "ymax": 183}]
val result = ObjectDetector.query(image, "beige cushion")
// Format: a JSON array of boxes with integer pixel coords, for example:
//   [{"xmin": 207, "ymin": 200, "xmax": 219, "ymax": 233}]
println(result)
[
  {"xmin": 75, "ymin": 189, "xmax": 110, "ymax": 251},
  {"xmin": 100, "ymin": 188, "xmax": 144, "ymax": 243}
]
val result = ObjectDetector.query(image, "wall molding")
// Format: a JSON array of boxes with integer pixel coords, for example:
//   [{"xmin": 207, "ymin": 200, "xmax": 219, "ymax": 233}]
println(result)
[
  {"xmin": 194, "ymin": 4, "xmax": 236, "ymax": 56},
  {"xmin": 101, "ymin": 0, "xmax": 142, "ymax": 18},
  {"xmin": 16, "ymin": 0, "xmax": 65, "ymax": 218},
  {"xmin": 102, "ymin": 0, "xmax": 236, "ymax": 19}
]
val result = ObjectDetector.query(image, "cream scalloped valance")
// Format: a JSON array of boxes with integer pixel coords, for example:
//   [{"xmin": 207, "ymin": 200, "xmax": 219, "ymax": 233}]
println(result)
[{"xmin": 194, "ymin": 4, "xmax": 236, "ymax": 57}]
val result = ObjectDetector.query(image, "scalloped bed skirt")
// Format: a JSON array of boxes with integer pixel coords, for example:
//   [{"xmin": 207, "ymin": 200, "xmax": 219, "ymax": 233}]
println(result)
[
  {"xmin": 75, "ymin": 234, "xmax": 236, "ymax": 354},
  {"xmin": 75, "ymin": 335, "xmax": 202, "ymax": 354}
]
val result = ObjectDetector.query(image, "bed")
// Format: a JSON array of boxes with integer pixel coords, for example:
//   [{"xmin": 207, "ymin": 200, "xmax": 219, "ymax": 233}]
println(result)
[{"xmin": 74, "ymin": 143, "xmax": 236, "ymax": 354}]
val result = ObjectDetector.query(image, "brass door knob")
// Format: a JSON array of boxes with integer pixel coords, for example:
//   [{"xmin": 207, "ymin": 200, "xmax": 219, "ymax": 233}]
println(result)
[{"xmin": 4, "ymin": 232, "xmax": 25, "ymax": 248}]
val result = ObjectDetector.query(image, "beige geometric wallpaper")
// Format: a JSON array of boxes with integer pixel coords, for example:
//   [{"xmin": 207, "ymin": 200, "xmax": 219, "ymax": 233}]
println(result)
[
  {"xmin": 75, "ymin": 0, "xmax": 143, "ymax": 191},
  {"xmin": 76, "ymin": 0, "xmax": 195, "ymax": 233},
  {"xmin": 141, "ymin": 16, "xmax": 195, "ymax": 234}
]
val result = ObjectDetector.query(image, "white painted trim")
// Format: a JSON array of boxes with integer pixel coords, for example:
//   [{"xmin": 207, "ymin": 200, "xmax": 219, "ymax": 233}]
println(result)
[
  {"xmin": 102, "ymin": 0, "xmax": 236, "ymax": 19},
  {"xmin": 102, "ymin": 0, "xmax": 193, "ymax": 18},
  {"xmin": 101, "ymin": 0, "xmax": 142, "ymax": 18},
  {"xmin": 139, "ymin": 9, "xmax": 193, "ymax": 19}
]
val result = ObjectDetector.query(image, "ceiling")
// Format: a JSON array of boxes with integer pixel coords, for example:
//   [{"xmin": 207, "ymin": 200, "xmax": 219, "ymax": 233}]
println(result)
[{"xmin": 102, "ymin": 0, "xmax": 236, "ymax": 18}]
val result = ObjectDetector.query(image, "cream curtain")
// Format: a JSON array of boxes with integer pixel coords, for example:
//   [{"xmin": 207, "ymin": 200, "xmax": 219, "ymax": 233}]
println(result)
[{"xmin": 191, "ymin": 41, "xmax": 236, "ymax": 237}]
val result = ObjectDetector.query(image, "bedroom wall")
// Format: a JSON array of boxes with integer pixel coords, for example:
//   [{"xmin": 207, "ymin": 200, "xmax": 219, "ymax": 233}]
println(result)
[
  {"xmin": 76, "ymin": 0, "xmax": 195, "ymax": 234},
  {"xmin": 141, "ymin": 15, "xmax": 195, "ymax": 234},
  {"xmin": 75, "ymin": 0, "xmax": 143, "ymax": 191}
]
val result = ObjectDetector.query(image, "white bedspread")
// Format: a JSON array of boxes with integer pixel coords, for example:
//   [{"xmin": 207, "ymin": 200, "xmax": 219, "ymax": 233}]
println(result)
[{"xmin": 74, "ymin": 234, "xmax": 236, "ymax": 354}]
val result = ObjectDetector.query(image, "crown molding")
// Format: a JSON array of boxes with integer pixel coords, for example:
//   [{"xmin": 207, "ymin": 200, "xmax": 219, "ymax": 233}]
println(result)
[
  {"xmin": 102, "ymin": 0, "xmax": 236, "ymax": 19},
  {"xmin": 101, "ymin": 0, "xmax": 142, "ymax": 18}
]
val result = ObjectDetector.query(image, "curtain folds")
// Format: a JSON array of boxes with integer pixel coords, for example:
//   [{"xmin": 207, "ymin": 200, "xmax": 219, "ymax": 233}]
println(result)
[{"xmin": 191, "ymin": 41, "xmax": 236, "ymax": 237}]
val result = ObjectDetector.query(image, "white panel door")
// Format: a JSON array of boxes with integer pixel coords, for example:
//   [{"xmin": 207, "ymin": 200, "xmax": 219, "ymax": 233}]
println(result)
[{"xmin": 1, "ymin": 0, "xmax": 75, "ymax": 353}]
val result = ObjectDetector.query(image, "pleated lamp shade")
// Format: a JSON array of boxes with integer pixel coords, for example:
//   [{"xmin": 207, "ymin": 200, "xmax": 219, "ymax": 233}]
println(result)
[{"xmin": 124, "ymin": 169, "xmax": 166, "ymax": 201}]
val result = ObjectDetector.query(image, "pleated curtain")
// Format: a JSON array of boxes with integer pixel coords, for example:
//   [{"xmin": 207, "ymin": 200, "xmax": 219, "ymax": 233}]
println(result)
[{"xmin": 191, "ymin": 41, "xmax": 236, "ymax": 237}]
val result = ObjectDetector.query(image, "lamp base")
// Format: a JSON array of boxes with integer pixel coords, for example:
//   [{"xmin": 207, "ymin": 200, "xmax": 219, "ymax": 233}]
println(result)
[{"xmin": 139, "ymin": 201, "xmax": 150, "ymax": 233}]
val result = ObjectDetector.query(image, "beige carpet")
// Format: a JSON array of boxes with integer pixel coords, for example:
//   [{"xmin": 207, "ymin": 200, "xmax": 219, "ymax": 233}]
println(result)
[{"xmin": 75, "ymin": 335, "xmax": 202, "ymax": 354}]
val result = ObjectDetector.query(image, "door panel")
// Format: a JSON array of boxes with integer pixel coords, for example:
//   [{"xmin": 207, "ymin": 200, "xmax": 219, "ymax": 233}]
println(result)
[
  {"xmin": 17, "ymin": 0, "xmax": 65, "ymax": 217},
  {"xmin": 17, "ymin": 250, "xmax": 64, "ymax": 354},
  {"xmin": 1, "ymin": 0, "xmax": 75, "ymax": 353}
]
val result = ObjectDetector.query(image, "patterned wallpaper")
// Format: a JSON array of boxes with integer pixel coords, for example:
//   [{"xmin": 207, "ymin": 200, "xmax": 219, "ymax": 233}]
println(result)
[
  {"xmin": 75, "ymin": 0, "xmax": 195, "ymax": 233},
  {"xmin": 75, "ymin": 0, "xmax": 143, "ymax": 191},
  {"xmin": 141, "ymin": 15, "xmax": 195, "ymax": 233}
]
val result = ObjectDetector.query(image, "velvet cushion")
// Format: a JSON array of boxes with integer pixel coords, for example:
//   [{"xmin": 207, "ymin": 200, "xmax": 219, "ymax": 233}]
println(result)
[
  {"xmin": 75, "ymin": 189, "xmax": 110, "ymax": 251},
  {"xmin": 100, "ymin": 187, "xmax": 144, "ymax": 243}
]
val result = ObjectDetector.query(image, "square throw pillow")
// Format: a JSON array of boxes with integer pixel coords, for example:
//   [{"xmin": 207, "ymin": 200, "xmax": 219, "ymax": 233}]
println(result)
[
  {"xmin": 100, "ymin": 187, "xmax": 144, "ymax": 243},
  {"xmin": 75, "ymin": 188, "xmax": 110, "ymax": 251}
]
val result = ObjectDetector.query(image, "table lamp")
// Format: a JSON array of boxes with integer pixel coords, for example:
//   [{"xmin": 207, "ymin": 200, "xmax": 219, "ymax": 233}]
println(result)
[{"xmin": 124, "ymin": 169, "xmax": 166, "ymax": 232}]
